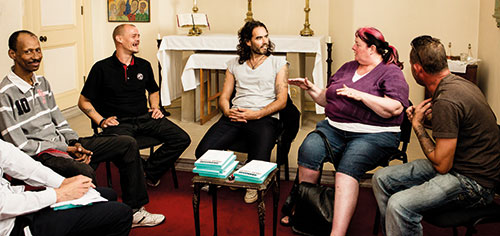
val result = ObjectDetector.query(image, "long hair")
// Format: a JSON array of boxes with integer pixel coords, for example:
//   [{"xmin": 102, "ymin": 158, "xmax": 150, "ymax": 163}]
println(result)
[
  {"xmin": 355, "ymin": 27, "xmax": 403, "ymax": 70},
  {"xmin": 236, "ymin": 20, "xmax": 274, "ymax": 64}
]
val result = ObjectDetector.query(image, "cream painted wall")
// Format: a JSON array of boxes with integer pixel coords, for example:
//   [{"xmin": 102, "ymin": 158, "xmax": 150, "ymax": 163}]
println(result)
[
  {"xmin": 330, "ymin": 0, "xmax": 480, "ymax": 105},
  {"xmin": 90, "ymin": 0, "xmax": 331, "ymax": 85},
  {"xmin": 0, "ymin": 1, "xmax": 488, "ymax": 109},
  {"xmin": 478, "ymin": 0, "xmax": 500, "ymax": 117},
  {"xmin": 91, "ymin": 0, "xmax": 481, "ymax": 107},
  {"xmin": 0, "ymin": 0, "xmax": 23, "ymax": 77},
  {"xmin": 90, "ymin": 0, "xmax": 164, "ymax": 80}
]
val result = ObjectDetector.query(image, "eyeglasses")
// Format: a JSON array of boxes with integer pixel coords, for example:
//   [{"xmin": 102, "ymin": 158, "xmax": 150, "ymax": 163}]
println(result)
[{"xmin": 410, "ymin": 35, "xmax": 433, "ymax": 65}]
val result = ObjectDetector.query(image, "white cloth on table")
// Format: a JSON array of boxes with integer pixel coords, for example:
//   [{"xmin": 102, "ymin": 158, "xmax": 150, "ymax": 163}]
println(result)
[
  {"xmin": 447, "ymin": 59, "xmax": 479, "ymax": 73},
  {"xmin": 447, "ymin": 59, "xmax": 468, "ymax": 73},
  {"xmin": 181, "ymin": 53, "xmax": 238, "ymax": 91}
]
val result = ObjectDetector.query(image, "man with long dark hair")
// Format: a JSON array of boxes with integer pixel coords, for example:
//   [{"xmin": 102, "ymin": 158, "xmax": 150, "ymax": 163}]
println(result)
[{"xmin": 195, "ymin": 20, "xmax": 289, "ymax": 203}]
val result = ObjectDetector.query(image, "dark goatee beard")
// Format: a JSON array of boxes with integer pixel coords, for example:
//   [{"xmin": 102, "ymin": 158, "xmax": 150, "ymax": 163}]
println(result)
[{"xmin": 251, "ymin": 45, "xmax": 267, "ymax": 55}]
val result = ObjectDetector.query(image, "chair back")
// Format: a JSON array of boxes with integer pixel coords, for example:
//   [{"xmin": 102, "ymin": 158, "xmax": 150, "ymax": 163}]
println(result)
[{"xmin": 396, "ymin": 101, "xmax": 413, "ymax": 160}]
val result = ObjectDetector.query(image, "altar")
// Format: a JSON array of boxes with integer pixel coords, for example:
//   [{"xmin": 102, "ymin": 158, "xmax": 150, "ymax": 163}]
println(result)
[{"xmin": 157, "ymin": 34, "xmax": 327, "ymax": 122}]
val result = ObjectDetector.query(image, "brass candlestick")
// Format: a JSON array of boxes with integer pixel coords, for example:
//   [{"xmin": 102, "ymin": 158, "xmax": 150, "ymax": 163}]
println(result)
[
  {"xmin": 300, "ymin": 0, "xmax": 314, "ymax": 36},
  {"xmin": 245, "ymin": 0, "xmax": 253, "ymax": 22},
  {"xmin": 188, "ymin": 4, "xmax": 202, "ymax": 36}
]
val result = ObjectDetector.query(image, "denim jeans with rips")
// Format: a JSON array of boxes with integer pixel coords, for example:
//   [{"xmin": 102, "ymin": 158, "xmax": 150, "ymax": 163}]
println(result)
[{"xmin": 372, "ymin": 159, "xmax": 495, "ymax": 236}]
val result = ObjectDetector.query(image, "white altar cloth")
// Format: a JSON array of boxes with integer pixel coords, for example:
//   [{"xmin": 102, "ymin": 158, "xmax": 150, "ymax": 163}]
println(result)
[{"xmin": 181, "ymin": 53, "xmax": 237, "ymax": 91}]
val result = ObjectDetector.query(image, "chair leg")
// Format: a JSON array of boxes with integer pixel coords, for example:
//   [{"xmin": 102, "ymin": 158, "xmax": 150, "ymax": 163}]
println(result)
[
  {"xmin": 106, "ymin": 161, "xmax": 113, "ymax": 188},
  {"xmin": 372, "ymin": 207, "xmax": 381, "ymax": 235},
  {"xmin": 464, "ymin": 226, "xmax": 476, "ymax": 236},
  {"xmin": 284, "ymin": 158, "xmax": 289, "ymax": 181},
  {"xmin": 277, "ymin": 140, "xmax": 290, "ymax": 181},
  {"xmin": 318, "ymin": 165, "xmax": 324, "ymax": 184},
  {"xmin": 171, "ymin": 163, "xmax": 179, "ymax": 189}
]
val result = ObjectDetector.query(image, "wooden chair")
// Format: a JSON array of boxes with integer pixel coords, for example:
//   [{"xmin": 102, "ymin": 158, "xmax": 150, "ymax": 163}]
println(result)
[{"xmin": 199, "ymin": 68, "xmax": 223, "ymax": 125}]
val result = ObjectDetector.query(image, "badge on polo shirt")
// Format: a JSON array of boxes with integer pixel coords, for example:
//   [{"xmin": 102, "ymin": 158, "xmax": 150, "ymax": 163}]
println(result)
[{"xmin": 137, "ymin": 73, "xmax": 144, "ymax": 80}]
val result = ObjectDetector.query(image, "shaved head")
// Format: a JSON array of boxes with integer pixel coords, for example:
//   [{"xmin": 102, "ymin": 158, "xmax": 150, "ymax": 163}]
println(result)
[{"xmin": 112, "ymin": 24, "xmax": 136, "ymax": 43}]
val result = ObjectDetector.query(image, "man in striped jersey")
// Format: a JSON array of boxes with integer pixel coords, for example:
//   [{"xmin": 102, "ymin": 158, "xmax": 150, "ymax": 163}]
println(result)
[{"xmin": 0, "ymin": 30, "xmax": 165, "ymax": 228}]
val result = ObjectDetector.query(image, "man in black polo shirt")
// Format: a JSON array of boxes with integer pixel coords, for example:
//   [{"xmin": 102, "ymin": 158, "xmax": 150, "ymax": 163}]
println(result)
[{"xmin": 78, "ymin": 24, "xmax": 191, "ymax": 188}]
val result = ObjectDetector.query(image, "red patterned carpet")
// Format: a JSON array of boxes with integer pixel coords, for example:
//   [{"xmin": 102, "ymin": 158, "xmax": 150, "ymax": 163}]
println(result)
[{"xmin": 95, "ymin": 165, "xmax": 498, "ymax": 236}]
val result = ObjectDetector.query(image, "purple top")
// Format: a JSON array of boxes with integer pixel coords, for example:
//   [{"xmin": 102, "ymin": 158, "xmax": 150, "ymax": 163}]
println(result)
[{"xmin": 325, "ymin": 61, "xmax": 409, "ymax": 127}]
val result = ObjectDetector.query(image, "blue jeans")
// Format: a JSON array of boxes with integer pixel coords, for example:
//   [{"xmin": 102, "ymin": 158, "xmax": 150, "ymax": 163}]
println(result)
[
  {"xmin": 298, "ymin": 120, "xmax": 400, "ymax": 181},
  {"xmin": 372, "ymin": 159, "xmax": 495, "ymax": 236}
]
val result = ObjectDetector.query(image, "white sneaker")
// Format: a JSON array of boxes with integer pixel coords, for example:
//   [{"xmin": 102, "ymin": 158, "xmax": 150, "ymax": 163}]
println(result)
[
  {"xmin": 244, "ymin": 189, "xmax": 258, "ymax": 204},
  {"xmin": 132, "ymin": 207, "xmax": 165, "ymax": 228}
]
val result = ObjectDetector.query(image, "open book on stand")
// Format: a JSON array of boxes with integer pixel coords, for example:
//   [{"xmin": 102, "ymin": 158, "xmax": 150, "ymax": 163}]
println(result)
[
  {"xmin": 177, "ymin": 13, "xmax": 209, "ymax": 29},
  {"xmin": 234, "ymin": 160, "xmax": 277, "ymax": 184}
]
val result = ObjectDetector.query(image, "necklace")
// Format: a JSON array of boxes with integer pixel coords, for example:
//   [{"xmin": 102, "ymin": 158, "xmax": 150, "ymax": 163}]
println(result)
[{"xmin": 248, "ymin": 55, "xmax": 266, "ymax": 69}]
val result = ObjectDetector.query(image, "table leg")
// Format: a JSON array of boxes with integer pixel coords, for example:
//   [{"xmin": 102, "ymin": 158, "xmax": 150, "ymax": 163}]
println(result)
[
  {"xmin": 272, "ymin": 176, "xmax": 279, "ymax": 236},
  {"xmin": 257, "ymin": 190, "xmax": 266, "ymax": 236},
  {"xmin": 210, "ymin": 184, "xmax": 218, "ymax": 236},
  {"xmin": 193, "ymin": 183, "xmax": 201, "ymax": 236}
]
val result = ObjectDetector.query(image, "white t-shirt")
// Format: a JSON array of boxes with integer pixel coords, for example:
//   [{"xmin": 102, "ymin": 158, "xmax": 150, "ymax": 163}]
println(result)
[{"xmin": 226, "ymin": 55, "xmax": 287, "ymax": 113}]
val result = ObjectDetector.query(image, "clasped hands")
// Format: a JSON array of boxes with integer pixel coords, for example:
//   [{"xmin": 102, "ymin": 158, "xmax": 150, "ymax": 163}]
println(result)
[
  {"xmin": 226, "ymin": 108, "xmax": 260, "ymax": 123},
  {"xmin": 67, "ymin": 143, "xmax": 93, "ymax": 164}
]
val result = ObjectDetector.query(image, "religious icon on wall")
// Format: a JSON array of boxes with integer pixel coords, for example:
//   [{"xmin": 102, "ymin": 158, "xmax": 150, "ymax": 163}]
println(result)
[{"xmin": 108, "ymin": 0, "xmax": 150, "ymax": 22}]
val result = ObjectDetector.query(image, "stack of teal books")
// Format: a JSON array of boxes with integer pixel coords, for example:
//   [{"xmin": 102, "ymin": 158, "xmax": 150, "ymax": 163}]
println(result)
[
  {"xmin": 233, "ymin": 160, "xmax": 277, "ymax": 184},
  {"xmin": 193, "ymin": 150, "xmax": 238, "ymax": 178}
]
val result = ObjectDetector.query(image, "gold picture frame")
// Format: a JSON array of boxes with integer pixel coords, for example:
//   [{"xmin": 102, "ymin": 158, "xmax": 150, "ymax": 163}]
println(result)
[{"xmin": 108, "ymin": 0, "xmax": 150, "ymax": 22}]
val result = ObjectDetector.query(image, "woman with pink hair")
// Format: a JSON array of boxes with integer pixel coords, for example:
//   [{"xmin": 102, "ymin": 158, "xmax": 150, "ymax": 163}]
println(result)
[{"xmin": 286, "ymin": 27, "xmax": 409, "ymax": 235}]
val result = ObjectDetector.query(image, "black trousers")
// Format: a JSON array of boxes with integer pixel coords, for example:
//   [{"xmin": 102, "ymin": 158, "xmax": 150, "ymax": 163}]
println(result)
[
  {"xmin": 10, "ymin": 188, "xmax": 132, "ymax": 236},
  {"xmin": 37, "ymin": 134, "xmax": 149, "ymax": 209},
  {"xmin": 102, "ymin": 112, "xmax": 191, "ymax": 182},
  {"xmin": 195, "ymin": 115, "xmax": 279, "ymax": 161}
]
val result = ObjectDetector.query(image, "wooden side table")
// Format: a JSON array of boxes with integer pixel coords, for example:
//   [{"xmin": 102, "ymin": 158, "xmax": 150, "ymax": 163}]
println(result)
[{"xmin": 192, "ymin": 169, "xmax": 279, "ymax": 236}]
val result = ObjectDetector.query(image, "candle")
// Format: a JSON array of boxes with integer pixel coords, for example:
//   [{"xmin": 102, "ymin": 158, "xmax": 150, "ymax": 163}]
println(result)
[
  {"xmin": 194, "ymin": 0, "xmax": 197, "ymax": 7},
  {"xmin": 327, "ymin": 36, "xmax": 332, "ymax": 44},
  {"xmin": 157, "ymin": 33, "xmax": 161, "ymax": 40}
]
